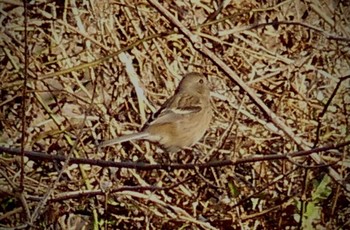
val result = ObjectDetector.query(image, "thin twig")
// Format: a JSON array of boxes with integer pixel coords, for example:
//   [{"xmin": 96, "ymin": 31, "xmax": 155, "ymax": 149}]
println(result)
[{"xmin": 1, "ymin": 141, "xmax": 348, "ymax": 171}]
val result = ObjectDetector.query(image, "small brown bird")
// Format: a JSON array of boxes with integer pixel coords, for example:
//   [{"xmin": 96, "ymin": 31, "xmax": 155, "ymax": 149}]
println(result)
[{"xmin": 98, "ymin": 72, "xmax": 212, "ymax": 152}]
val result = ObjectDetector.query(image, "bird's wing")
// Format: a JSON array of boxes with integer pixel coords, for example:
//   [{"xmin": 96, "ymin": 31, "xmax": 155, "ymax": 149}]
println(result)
[{"xmin": 146, "ymin": 93, "xmax": 203, "ymax": 126}]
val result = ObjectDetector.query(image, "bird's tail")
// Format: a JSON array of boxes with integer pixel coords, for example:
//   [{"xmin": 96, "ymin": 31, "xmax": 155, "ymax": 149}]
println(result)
[{"xmin": 98, "ymin": 131, "xmax": 149, "ymax": 148}]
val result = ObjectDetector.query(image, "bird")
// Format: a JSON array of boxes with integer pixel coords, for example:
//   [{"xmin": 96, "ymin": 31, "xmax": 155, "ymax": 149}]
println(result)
[{"xmin": 98, "ymin": 72, "xmax": 212, "ymax": 152}]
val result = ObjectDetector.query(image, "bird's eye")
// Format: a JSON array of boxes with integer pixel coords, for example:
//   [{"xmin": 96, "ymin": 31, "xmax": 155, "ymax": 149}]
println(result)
[{"xmin": 199, "ymin": 79, "xmax": 204, "ymax": 84}]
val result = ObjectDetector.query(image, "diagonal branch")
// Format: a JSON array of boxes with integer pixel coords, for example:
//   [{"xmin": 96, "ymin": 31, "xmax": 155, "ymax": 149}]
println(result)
[{"xmin": 147, "ymin": 0, "xmax": 345, "ymax": 184}]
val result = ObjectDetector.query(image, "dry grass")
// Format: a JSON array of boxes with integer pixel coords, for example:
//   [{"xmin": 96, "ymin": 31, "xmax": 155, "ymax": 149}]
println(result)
[{"xmin": 0, "ymin": 0, "xmax": 349, "ymax": 229}]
